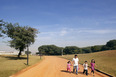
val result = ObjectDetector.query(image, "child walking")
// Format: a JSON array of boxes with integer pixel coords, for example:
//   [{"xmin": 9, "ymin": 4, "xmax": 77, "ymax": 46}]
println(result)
[
  {"xmin": 83, "ymin": 61, "xmax": 88, "ymax": 75},
  {"xmin": 67, "ymin": 61, "xmax": 72, "ymax": 72},
  {"xmin": 91, "ymin": 59, "xmax": 96, "ymax": 76}
]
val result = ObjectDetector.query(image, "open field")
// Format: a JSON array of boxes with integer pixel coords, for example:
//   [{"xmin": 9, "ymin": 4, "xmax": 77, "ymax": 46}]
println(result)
[
  {"xmin": 0, "ymin": 55, "xmax": 42, "ymax": 77},
  {"xmin": 61, "ymin": 50, "xmax": 116, "ymax": 76}
]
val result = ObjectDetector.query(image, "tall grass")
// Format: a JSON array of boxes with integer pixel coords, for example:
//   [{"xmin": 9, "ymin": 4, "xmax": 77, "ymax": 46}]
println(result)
[
  {"xmin": 0, "ymin": 55, "xmax": 42, "ymax": 77},
  {"xmin": 61, "ymin": 50, "xmax": 116, "ymax": 76}
]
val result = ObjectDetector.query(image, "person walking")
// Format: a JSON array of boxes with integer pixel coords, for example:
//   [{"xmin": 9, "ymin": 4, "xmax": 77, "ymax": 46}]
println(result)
[
  {"xmin": 72, "ymin": 55, "xmax": 79, "ymax": 75},
  {"xmin": 67, "ymin": 61, "xmax": 72, "ymax": 72},
  {"xmin": 83, "ymin": 61, "xmax": 88, "ymax": 76},
  {"xmin": 91, "ymin": 59, "xmax": 97, "ymax": 76}
]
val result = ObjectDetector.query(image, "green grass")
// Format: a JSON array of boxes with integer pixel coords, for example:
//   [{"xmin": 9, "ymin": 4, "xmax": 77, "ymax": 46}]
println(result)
[
  {"xmin": 60, "ymin": 50, "xmax": 116, "ymax": 76},
  {"xmin": 0, "ymin": 55, "xmax": 42, "ymax": 77}
]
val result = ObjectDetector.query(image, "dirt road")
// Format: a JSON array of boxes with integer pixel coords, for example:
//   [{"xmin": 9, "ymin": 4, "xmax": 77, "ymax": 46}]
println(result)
[{"xmin": 11, "ymin": 56, "xmax": 108, "ymax": 77}]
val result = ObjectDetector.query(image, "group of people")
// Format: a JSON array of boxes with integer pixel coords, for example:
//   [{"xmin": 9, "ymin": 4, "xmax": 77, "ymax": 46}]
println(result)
[{"xmin": 67, "ymin": 55, "xmax": 96, "ymax": 76}]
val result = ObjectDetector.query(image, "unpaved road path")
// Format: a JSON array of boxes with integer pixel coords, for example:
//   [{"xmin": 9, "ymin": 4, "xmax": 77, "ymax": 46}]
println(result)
[{"xmin": 11, "ymin": 56, "xmax": 108, "ymax": 77}]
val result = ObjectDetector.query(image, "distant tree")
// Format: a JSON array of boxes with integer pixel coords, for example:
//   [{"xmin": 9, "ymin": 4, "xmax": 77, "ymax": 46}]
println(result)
[
  {"xmin": 81, "ymin": 47, "xmax": 92, "ymax": 53},
  {"xmin": 3, "ymin": 22, "xmax": 38, "ymax": 58},
  {"xmin": 101, "ymin": 45, "xmax": 110, "ymax": 51},
  {"xmin": 63, "ymin": 46, "xmax": 81, "ymax": 54},
  {"xmin": 106, "ymin": 39, "xmax": 116, "ymax": 50},
  {"xmin": 38, "ymin": 45, "xmax": 63, "ymax": 55},
  {"xmin": 91, "ymin": 45, "xmax": 103, "ymax": 52}
]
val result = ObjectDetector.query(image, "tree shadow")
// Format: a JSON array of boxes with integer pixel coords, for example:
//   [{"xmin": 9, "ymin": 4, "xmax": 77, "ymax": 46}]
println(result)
[{"xmin": 0, "ymin": 55, "xmax": 27, "ymax": 60}]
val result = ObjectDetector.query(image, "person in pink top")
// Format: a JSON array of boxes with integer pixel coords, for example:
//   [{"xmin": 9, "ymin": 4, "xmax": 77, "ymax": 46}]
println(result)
[
  {"xmin": 67, "ymin": 61, "xmax": 72, "ymax": 72},
  {"xmin": 91, "ymin": 59, "xmax": 97, "ymax": 76}
]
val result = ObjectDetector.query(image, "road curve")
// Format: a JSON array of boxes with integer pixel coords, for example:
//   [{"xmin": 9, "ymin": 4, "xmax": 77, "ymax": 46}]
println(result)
[{"xmin": 11, "ymin": 56, "xmax": 108, "ymax": 77}]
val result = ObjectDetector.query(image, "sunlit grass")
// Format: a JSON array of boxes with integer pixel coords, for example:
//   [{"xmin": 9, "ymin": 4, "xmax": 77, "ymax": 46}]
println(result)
[
  {"xmin": 0, "ymin": 55, "xmax": 42, "ymax": 77},
  {"xmin": 60, "ymin": 50, "xmax": 116, "ymax": 76}
]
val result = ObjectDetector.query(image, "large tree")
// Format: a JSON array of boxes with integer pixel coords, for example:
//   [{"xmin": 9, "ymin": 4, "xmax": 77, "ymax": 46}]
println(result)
[{"xmin": 3, "ymin": 22, "xmax": 38, "ymax": 58}]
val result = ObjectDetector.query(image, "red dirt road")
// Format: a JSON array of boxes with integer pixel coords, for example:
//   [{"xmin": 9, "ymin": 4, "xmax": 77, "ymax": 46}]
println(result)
[{"xmin": 11, "ymin": 56, "xmax": 108, "ymax": 77}]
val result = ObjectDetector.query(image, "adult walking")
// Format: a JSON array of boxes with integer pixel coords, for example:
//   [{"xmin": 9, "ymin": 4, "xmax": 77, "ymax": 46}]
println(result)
[{"xmin": 72, "ymin": 55, "xmax": 79, "ymax": 75}]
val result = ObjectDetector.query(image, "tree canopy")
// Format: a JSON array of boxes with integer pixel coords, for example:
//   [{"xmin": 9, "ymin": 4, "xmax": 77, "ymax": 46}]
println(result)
[
  {"xmin": 63, "ymin": 46, "xmax": 81, "ymax": 54},
  {"xmin": 38, "ymin": 45, "xmax": 63, "ymax": 55},
  {"xmin": 106, "ymin": 40, "xmax": 116, "ymax": 50},
  {"xmin": 2, "ymin": 22, "xmax": 38, "ymax": 58}
]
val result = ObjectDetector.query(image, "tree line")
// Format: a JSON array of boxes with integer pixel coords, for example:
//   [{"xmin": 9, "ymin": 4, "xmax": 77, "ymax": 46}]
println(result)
[{"xmin": 37, "ymin": 39, "xmax": 116, "ymax": 55}]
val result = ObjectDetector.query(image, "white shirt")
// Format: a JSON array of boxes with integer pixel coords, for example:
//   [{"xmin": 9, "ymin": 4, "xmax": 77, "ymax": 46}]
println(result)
[
  {"xmin": 83, "ymin": 63, "xmax": 88, "ymax": 70},
  {"xmin": 72, "ymin": 58, "xmax": 79, "ymax": 66}
]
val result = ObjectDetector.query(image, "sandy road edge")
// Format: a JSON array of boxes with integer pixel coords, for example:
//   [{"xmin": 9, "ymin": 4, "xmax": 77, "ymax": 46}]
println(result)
[{"xmin": 9, "ymin": 56, "xmax": 45, "ymax": 77}]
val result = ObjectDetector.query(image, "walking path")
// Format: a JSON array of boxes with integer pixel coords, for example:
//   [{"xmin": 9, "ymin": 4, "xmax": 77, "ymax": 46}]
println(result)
[{"xmin": 11, "ymin": 56, "xmax": 108, "ymax": 77}]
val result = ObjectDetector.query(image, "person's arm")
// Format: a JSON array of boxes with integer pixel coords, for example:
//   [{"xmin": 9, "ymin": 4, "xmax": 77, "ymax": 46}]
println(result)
[
  {"xmin": 78, "ymin": 58, "xmax": 79, "ymax": 65},
  {"xmin": 90, "ymin": 63, "xmax": 91, "ymax": 68},
  {"xmin": 72, "ymin": 60, "xmax": 74, "ymax": 65},
  {"xmin": 95, "ymin": 63, "xmax": 97, "ymax": 67},
  {"xmin": 87, "ymin": 64, "xmax": 89, "ymax": 67},
  {"xmin": 83, "ymin": 64, "xmax": 84, "ymax": 67},
  {"xmin": 72, "ymin": 59, "xmax": 74, "ymax": 65}
]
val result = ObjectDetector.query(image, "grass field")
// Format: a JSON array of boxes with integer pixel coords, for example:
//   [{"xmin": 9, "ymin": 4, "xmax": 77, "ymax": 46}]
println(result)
[
  {"xmin": 61, "ymin": 50, "xmax": 116, "ymax": 76},
  {"xmin": 0, "ymin": 55, "xmax": 42, "ymax": 77}
]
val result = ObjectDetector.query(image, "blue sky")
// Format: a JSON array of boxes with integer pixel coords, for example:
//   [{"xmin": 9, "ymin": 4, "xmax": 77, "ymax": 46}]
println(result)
[{"xmin": 0, "ymin": 0, "xmax": 116, "ymax": 53}]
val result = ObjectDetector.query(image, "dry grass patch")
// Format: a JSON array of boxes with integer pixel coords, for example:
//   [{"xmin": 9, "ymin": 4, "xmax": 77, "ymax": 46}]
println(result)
[
  {"xmin": 61, "ymin": 50, "xmax": 116, "ymax": 76},
  {"xmin": 0, "ymin": 55, "xmax": 42, "ymax": 77}
]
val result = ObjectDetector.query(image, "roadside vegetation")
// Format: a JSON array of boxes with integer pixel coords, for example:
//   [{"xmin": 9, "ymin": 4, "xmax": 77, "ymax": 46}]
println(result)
[
  {"xmin": 37, "ymin": 39, "xmax": 116, "ymax": 55},
  {"xmin": 0, "ymin": 55, "xmax": 42, "ymax": 77},
  {"xmin": 61, "ymin": 50, "xmax": 116, "ymax": 76}
]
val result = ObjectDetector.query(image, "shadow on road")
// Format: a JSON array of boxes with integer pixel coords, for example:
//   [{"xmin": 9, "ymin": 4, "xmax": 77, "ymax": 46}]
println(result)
[
  {"xmin": 61, "ymin": 70, "xmax": 72, "ymax": 73},
  {"xmin": 61, "ymin": 70, "xmax": 85, "ymax": 75}
]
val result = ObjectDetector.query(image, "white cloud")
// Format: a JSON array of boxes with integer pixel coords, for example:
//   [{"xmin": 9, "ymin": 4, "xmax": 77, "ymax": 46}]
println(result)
[
  {"xmin": 60, "ymin": 29, "xmax": 67, "ymax": 36},
  {"xmin": 70, "ymin": 28, "xmax": 116, "ymax": 34}
]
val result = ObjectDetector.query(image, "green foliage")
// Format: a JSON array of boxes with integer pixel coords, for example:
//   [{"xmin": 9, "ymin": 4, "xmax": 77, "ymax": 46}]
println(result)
[
  {"xmin": 38, "ymin": 45, "xmax": 63, "ymax": 55},
  {"xmin": 3, "ymin": 22, "xmax": 38, "ymax": 58},
  {"xmin": 63, "ymin": 46, "xmax": 81, "ymax": 54},
  {"xmin": 106, "ymin": 39, "xmax": 116, "ymax": 50},
  {"xmin": 81, "ymin": 47, "xmax": 92, "ymax": 53},
  {"xmin": 91, "ymin": 45, "xmax": 103, "ymax": 52},
  {"xmin": 101, "ymin": 45, "xmax": 110, "ymax": 51}
]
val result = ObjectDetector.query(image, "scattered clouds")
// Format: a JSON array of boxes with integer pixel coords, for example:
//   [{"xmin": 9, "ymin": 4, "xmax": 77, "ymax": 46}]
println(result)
[
  {"xmin": 77, "ymin": 29, "xmax": 116, "ymax": 34},
  {"xmin": 60, "ymin": 29, "xmax": 68, "ymax": 36}
]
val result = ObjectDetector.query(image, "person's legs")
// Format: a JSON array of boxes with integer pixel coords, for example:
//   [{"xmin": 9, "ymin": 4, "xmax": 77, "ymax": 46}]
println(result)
[
  {"xmin": 83, "ymin": 69, "xmax": 85, "ymax": 74},
  {"xmin": 76, "ymin": 65, "xmax": 78, "ymax": 74},
  {"xmin": 73, "ymin": 66, "xmax": 76, "ymax": 73},
  {"xmin": 93, "ymin": 70, "xmax": 94, "ymax": 76},
  {"xmin": 69, "ymin": 68, "xmax": 71, "ymax": 72},
  {"xmin": 91, "ymin": 70, "xmax": 95, "ymax": 76},
  {"xmin": 86, "ymin": 70, "xmax": 88, "ymax": 75}
]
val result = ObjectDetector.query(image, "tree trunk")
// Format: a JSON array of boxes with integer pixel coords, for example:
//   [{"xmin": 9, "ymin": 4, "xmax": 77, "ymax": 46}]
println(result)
[{"xmin": 18, "ymin": 50, "xmax": 21, "ymax": 58}]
